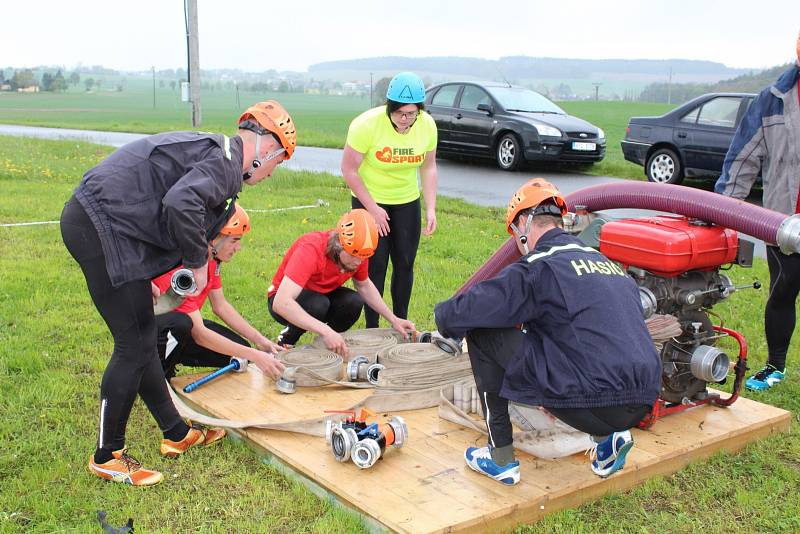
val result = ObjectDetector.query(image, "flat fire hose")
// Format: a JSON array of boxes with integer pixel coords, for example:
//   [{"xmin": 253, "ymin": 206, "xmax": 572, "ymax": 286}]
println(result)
[{"xmin": 311, "ymin": 328, "xmax": 400, "ymax": 363}]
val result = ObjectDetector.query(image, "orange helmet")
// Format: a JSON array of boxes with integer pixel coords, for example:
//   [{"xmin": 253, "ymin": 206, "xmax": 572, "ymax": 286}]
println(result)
[
  {"xmin": 238, "ymin": 100, "xmax": 297, "ymax": 159},
  {"xmin": 505, "ymin": 178, "xmax": 567, "ymax": 234},
  {"xmin": 338, "ymin": 209, "xmax": 378, "ymax": 259},
  {"xmin": 219, "ymin": 204, "xmax": 251, "ymax": 237}
]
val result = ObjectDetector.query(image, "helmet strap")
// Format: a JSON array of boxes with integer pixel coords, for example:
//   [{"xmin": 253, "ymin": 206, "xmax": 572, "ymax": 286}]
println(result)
[
  {"xmin": 211, "ymin": 235, "xmax": 228, "ymax": 257},
  {"xmin": 510, "ymin": 215, "xmax": 533, "ymax": 255},
  {"xmin": 243, "ymin": 134, "xmax": 263, "ymax": 179}
]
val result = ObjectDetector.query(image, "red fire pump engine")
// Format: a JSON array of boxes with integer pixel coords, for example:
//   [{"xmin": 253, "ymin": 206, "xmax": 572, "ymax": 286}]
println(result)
[{"xmin": 592, "ymin": 215, "xmax": 760, "ymax": 428}]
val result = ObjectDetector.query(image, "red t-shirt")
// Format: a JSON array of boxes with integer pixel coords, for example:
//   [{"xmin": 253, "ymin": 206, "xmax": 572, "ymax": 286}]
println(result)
[
  {"xmin": 154, "ymin": 260, "xmax": 222, "ymax": 313},
  {"xmin": 268, "ymin": 230, "xmax": 369, "ymax": 297}
]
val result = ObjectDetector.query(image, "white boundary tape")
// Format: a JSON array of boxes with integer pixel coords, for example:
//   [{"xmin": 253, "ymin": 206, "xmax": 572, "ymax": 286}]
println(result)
[{"xmin": 0, "ymin": 199, "xmax": 330, "ymax": 227}]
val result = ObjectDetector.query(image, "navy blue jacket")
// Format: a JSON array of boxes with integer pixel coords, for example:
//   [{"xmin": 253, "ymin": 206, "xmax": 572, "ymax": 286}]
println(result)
[
  {"xmin": 75, "ymin": 132, "xmax": 243, "ymax": 287},
  {"xmin": 434, "ymin": 229, "xmax": 661, "ymax": 409}
]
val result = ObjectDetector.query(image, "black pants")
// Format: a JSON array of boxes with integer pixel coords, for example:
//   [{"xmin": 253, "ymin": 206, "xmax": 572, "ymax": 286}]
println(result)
[
  {"xmin": 765, "ymin": 245, "xmax": 800, "ymax": 371},
  {"xmin": 60, "ymin": 198, "xmax": 184, "ymax": 453},
  {"xmin": 467, "ymin": 327, "xmax": 651, "ymax": 447},
  {"xmin": 352, "ymin": 197, "xmax": 420, "ymax": 328},
  {"xmin": 268, "ymin": 286, "xmax": 364, "ymax": 345},
  {"xmin": 156, "ymin": 312, "xmax": 249, "ymax": 378}
]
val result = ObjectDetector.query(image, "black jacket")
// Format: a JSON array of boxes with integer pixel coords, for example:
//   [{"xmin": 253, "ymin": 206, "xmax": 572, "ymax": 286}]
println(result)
[
  {"xmin": 434, "ymin": 229, "xmax": 661, "ymax": 409},
  {"xmin": 74, "ymin": 132, "xmax": 244, "ymax": 287}
]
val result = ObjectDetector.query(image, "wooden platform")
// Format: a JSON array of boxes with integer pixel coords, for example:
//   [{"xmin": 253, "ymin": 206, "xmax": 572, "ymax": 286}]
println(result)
[{"xmin": 173, "ymin": 370, "xmax": 791, "ymax": 534}]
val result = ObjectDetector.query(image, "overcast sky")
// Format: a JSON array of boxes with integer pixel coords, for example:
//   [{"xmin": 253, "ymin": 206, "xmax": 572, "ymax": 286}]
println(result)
[{"xmin": 3, "ymin": 0, "xmax": 798, "ymax": 73}]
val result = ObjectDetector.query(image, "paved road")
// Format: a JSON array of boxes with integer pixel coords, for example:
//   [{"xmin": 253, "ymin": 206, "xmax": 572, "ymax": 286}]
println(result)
[{"xmin": 0, "ymin": 124, "xmax": 767, "ymax": 259}]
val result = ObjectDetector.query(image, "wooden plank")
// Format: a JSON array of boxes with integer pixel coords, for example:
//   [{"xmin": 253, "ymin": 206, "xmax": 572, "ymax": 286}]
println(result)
[{"xmin": 172, "ymin": 372, "xmax": 791, "ymax": 534}]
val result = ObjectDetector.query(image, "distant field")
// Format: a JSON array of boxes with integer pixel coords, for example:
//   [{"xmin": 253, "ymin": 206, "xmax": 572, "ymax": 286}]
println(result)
[{"xmin": 0, "ymin": 81, "xmax": 674, "ymax": 179}]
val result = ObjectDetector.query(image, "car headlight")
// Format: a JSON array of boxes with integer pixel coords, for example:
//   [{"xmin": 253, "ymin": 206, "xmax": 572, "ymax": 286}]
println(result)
[
  {"xmin": 533, "ymin": 123, "xmax": 561, "ymax": 137},
  {"xmin": 597, "ymin": 128, "xmax": 605, "ymax": 140}
]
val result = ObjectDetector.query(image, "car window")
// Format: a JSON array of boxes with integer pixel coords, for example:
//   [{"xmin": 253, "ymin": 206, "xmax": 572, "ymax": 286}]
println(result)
[
  {"xmin": 696, "ymin": 97, "xmax": 741, "ymax": 128},
  {"xmin": 485, "ymin": 86, "xmax": 565, "ymax": 114},
  {"xmin": 458, "ymin": 86, "xmax": 490, "ymax": 111},
  {"xmin": 431, "ymin": 85, "xmax": 460, "ymax": 107},
  {"xmin": 680, "ymin": 107, "xmax": 699, "ymax": 124}
]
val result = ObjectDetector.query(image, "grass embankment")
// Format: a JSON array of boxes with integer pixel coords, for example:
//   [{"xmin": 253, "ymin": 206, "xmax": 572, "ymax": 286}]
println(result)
[
  {"xmin": 0, "ymin": 87, "xmax": 672, "ymax": 180},
  {"xmin": 0, "ymin": 135, "xmax": 798, "ymax": 532}
]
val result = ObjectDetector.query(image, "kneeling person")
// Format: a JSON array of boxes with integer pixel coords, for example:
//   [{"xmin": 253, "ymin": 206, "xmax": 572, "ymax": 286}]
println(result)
[
  {"xmin": 434, "ymin": 179, "xmax": 661, "ymax": 485},
  {"xmin": 269, "ymin": 209, "xmax": 415, "ymax": 356},
  {"xmin": 154, "ymin": 204, "xmax": 285, "ymax": 382}
]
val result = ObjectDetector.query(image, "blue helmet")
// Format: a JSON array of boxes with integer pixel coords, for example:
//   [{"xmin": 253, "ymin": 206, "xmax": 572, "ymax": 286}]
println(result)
[{"xmin": 386, "ymin": 72, "xmax": 425, "ymax": 104}]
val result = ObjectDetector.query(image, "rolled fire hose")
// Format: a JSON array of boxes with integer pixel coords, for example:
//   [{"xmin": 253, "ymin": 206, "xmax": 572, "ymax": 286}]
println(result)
[
  {"xmin": 311, "ymin": 328, "xmax": 399, "ymax": 363},
  {"xmin": 457, "ymin": 182, "xmax": 800, "ymax": 295}
]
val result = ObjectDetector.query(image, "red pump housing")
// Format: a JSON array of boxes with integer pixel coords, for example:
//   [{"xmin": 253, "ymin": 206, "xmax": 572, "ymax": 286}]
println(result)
[{"xmin": 598, "ymin": 215, "xmax": 739, "ymax": 277}]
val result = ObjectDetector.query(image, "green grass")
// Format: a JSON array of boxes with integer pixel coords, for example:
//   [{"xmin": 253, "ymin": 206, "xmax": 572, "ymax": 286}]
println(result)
[
  {"xmin": 1, "ymin": 135, "xmax": 798, "ymax": 532},
  {"xmin": 0, "ymin": 86, "xmax": 673, "ymax": 179}
]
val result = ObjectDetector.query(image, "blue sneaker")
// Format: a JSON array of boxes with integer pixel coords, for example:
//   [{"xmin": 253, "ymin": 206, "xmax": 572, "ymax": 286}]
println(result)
[
  {"xmin": 745, "ymin": 365, "xmax": 785, "ymax": 391},
  {"xmin": 590, "ymin": 430, "xmax": 633, "ymax": 478},
  {"xmin": 464, "ymin": 446, "xmax": 520, "ymax": 485}
]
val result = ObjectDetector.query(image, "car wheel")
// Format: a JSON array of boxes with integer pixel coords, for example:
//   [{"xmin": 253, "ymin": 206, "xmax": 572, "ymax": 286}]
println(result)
[
  {"xmin": 496, "ymin": 133, "xmax": 523, "ymax": 171},
  {"xmin": 646, "ymin": 148, "xmax": 683, "ymax": 184}
]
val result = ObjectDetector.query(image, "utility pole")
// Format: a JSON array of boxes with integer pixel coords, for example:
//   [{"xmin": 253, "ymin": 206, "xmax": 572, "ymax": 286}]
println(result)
[
  {"xmin": 592, "ymin": 82, "xmax": 602, "ymax": 101},
  {"xmin": 667, "ymin": 67, "xmax": 673, "ymax": 105},
  {"xmin": 369, "ymin": 72, "xmax": 373, "ymax": 108},
  {"xmin": 235, "ymin": 81, "xmax": 240, "ymax": 109},
  {"xmin": 151, "ymin": 66, "xmax": 156, "ymax": 109},
  {"xmin": 186, "ymin": 0, "xmax": 201, "ymax": 127}
]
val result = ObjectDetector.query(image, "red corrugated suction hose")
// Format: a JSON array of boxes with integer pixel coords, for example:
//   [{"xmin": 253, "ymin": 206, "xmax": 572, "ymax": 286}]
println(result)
[{"xmin": 455, "ymin": 182, "xmax": 800, "ymax": 295}]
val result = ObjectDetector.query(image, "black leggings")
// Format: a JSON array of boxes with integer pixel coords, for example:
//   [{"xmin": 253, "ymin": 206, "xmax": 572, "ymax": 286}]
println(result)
[
  {"xmin": 60, "ymin": 198, "xmax": 184, "ymax": 454},
  {"xmin": 268, "ymin": 287, "xmax": 364, "ymax": 345},
  {"xmin": 765, "ymin": 245, "xmax": 800, "ymax": 370},
  {"xmin": 466, "ymin": 327, "xmax": 650, "ymax": 447},
  {"xmin": 156, "ymin": 312, "xmax": 249, "ymax": 378},
  {"xmin": 351, "ymin": 197, "xmax": 420, "ymax": 328}
]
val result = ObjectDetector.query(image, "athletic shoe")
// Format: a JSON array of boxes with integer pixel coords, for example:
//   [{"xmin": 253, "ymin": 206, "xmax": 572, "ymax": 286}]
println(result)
[
  {"xmin": 745, "ymin": 365, "xmax": 785, "ymax": 391},
  {"xmin": 89, "ymin": 449, "xmax": 163, "ymax": 486},
  {"xmin": 160, "ymin": 423, "xmax": 226, "ymax": 458},
  {"xmin": 464, "ymin": 446, "xmax": 520, "ymax": 485},
  {"xmin": 589, "ymin": 430, "xmax": 634, "ymax": 478}
]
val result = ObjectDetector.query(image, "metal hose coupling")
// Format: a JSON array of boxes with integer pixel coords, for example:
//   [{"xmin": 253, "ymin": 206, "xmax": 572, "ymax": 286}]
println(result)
[
  {"xmin": 153, "ymin": 268, "xmax": 197, "ymax": 315},
  {"xmin": 275, "ymin": 367, "xmax": 298, "ymax": 394},
  {"xmin": 366, "ymin": 363, "xmax": 385, "ymax": 385},
  {"xmin": 777, "ymin": 214, "xmax": 800, "ymax": 255},
  {"xmin": 415, "ymin": 330, "xmax": 462, "ymax": 355},
  {"xmin": 346, "ymin": 356, "xmax": 371, "ymax": 381},
  {"xmin": 230, "ymin": 356, "xmax": 248, "ymax": 373}
]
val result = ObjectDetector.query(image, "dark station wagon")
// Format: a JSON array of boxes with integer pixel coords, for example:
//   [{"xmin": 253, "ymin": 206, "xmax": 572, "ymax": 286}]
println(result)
[
  {"xmin": 621, "ymin": 92, "xmax": 756, "ymax": 184},
  {"xmin": 425, "ymin": 81, "xmax": 606, "ymax": 171}
]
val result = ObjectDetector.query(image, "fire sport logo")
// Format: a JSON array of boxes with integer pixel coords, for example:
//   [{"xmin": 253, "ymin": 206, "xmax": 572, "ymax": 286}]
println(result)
[{"xmin": 375, "ymin": 146, "xmax": 425, "ymax": 164}]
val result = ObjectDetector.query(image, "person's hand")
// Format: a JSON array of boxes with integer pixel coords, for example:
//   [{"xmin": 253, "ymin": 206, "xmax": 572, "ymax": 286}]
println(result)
[
  {"xmin": 189, "ymin": 263, "xmax": 208, "ymax": 297},
  {"xmin": 252, "ymin": 350, "xmax": 285, "ymax": 380},
  {"xmin": 391, "ymin": 318, "xmax": 416, "ymax": 340},
  {"xmin": 256, "ymin": 338, "xmax": 284, "ymax": 354},
  {"xmin": 368, "ymin": 205, "xmax": 391, "ymax": 237},
  {"xmin": 321, "ymin": 328, "xmax": 349, "ymax": 358},
  {"xmin": 150, "ymin": 282, "xmax": 161, "ymax": 305},
  {"xmin": 422, "ymin": 209, "xmax": 437, "ymax": 236}
]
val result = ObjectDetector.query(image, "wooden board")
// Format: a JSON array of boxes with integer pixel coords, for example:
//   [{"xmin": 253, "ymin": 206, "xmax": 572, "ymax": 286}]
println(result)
[{"xmin": 173, "ymin": 370, "xmax": 791, "ymax": 534}]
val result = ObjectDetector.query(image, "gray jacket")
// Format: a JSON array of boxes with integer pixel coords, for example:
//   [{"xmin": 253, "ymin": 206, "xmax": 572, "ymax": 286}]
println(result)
[
  {"xmin": 715, "ymin": 64, "xmax": 800, "ymax": 215},
  {"xmin": 74, "ymin": 132, "xmax": 244, "ymax": 287}
]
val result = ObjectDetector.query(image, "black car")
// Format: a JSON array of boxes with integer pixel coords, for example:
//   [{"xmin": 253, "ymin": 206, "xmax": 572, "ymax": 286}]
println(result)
[
  {"xmin": 425, "ymin": 81, "xmax": 606, "ymax": 171},
  {"xmin": 621, "ymin": 92, "xmax": 755, "ymax": 184}
]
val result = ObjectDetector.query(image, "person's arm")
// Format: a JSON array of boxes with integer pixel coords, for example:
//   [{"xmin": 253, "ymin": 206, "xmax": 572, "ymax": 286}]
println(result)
[
  {"xmin": 184, "ymin": 308, "xmax": 284, "ymax": 379},
  {"xmin": 272, "ymin": 276, "xmax": 349, "ymax": 356},
  {"xmin": 208, "ymin": 288, "xmax": 282, "ymax": 353},
  {"xmin": 420, "ymin": 149, "xmax": 438, "ymax": 236},
  {"xmin": 341, "ymin": 144, "xmax": 390, "ymax": 236},
  {"xmin": 714, "ymin": 95, "xmax": 767, "ymax": 199},
  {"xmin": 353, "ymin": 277, "xmax": 415, "ymax": 339}
]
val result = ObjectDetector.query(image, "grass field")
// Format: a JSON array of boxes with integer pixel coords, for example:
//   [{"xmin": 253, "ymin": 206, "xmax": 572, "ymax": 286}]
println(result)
[
  {"xmin": 0, "ymin": 81, "xmax": 673, "ymax": 180},
  {"xmin": 1, "ymin": 135, "xmax": 798, "ymax": 532}
]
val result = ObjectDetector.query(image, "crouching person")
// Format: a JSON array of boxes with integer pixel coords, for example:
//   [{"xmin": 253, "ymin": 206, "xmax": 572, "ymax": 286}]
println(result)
[
  {"xmin": 268, "ymin": 209, "xmax": 415, "ymax": 357},
  {"xmin": 154, "ymin": 204, "xmax": 285, "ymax": 383},
  {"xmin": 433, "ymin": 179, "xmax": 661, "ymax": 485}
]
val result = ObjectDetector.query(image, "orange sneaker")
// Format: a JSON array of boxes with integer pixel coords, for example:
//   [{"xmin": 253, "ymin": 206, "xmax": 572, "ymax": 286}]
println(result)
[
  {"xmin": 89, "ymin": 450, "xmax": 163, "ymax": 486},
  {"xmin": 160, "ymin": 423, "xmax": 226, "ymax": 458}
]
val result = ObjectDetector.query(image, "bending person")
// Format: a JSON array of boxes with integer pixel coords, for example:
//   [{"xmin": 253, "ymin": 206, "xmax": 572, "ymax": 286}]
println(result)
[
  {"xmin": 341, "ymin": 72, "xmax": 438, "ymax": 328},
  {"xmin": 60, "ymin": 100, "xmax": 295, "ymax": 486},
  {"xmin": 269, "ymin": 209, "xmax": 415, "ymax": 356},
  {"xmin": 434, "ymin": 179, "xmax": 661, "ymax": 485},
  {"xmin": 154, "ymin": 204, "xmax": 284, "ymax": 379},
  {"xmin": 715, "ymin": 32, "xmax": 800, "ymax": 391}
]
